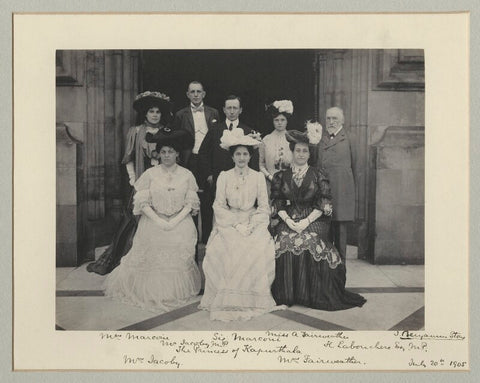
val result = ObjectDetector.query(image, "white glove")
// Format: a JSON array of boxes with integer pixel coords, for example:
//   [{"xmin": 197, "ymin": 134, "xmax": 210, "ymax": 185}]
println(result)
[
  {"xmin": 126, "ymin": 162, "xmax": 136, "ymax": 186},
  {"xmin": 167, "ymin": 215, "xmax": 182, "ymax": 229},
  {"xmin": 155, "ymin": 218, "xmax": 174, "ymax": 231},
  {"xmin": 294, "ymin": 219, "xmax": 309, "ymax": 234},
  {"xmin": 235, "ymin": 223, "xmax": 252, "ymax": 236},
  {"xmin": 285, "ymin": 218, "xmax": 298, "ymax": 232},
  {"xmin": 278, "ymin": 210, "xmax": 289, "ymax": 221}
]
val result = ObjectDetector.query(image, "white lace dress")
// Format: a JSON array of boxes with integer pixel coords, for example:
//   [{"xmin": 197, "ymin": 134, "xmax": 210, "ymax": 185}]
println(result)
[
  {"xmin": 199, "ymin": 168, "xmax": 283, "ymax": 321},
  {"xmin": 259, "ymin": 131, "xmax": 292, "ymax": 177},
  {"xmin": 104, "ymin": 165, "xmax": 201, "ymax": 312}
]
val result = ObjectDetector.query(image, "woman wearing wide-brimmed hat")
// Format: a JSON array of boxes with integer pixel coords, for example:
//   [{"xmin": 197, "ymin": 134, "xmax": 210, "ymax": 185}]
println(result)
[
  {"xmin": 124, "ymin": 91, "xmax": 174, "ymax": 183},
  {"xmin": 87, "ymin": 91, "xmax": 173, "ymax": 275},
  {"xmin": 104, "ymin": 129, "xmax": 201, "ymax": 312},
  {"xmin": 270, "ymin": 124, "xmax": 366, "ymax": 311},
  {"xmin": 199, "ymin": 128, "xmax": 285, "ymax": 321}
]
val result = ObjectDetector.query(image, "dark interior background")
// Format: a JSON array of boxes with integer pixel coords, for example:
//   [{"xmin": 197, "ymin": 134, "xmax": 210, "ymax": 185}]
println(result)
[{"xmin": 141, "ymin": 50, "xmax": 316, "ymax": 135}]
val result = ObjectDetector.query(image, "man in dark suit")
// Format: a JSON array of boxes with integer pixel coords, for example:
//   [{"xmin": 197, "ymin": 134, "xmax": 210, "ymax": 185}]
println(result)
[
  {"xmin": 174, "ymin": 81, "xmax": 219, "ymax": 244},
  {"xmin": 315, "ymin": 107, "xmax": 356, "ymax": 265},
  {"xmin": 198, "ymin": 95, "xmax": 259, "ymax": 197}
]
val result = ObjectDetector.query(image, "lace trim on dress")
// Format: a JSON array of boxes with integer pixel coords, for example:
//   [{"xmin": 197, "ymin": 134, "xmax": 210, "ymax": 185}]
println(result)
[
  {"xmin": 274, "ymin": 230, "xmax": 342, "ymax": 268},
  {"xmin": 291, "ymin": 163, "xmax": 309, "ymax": 187},
  {"xmin": 121, "ymin": 246, "xmax": 196, "ymax": 272},
  {"xmin": 104, "ymin": 261, "xmax": 201, "ymax": 313},
  {"xmin": 151, "ymin": 189, "xmax": 188, "ymax": 216}
]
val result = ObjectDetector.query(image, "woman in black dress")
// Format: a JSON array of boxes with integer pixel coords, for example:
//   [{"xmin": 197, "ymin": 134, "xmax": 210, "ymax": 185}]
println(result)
[{"xmin": 270, "ymin": 126, "xmax": 366, "ymax": 311}]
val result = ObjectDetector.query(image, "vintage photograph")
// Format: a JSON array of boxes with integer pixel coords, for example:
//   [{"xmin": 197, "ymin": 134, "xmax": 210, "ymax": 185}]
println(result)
[{"xmin": 55, "ymin": 48, "xmax": 425, "ymax": 332}]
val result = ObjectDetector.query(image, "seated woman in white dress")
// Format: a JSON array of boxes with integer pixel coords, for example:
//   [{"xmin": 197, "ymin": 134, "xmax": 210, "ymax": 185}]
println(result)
[
  {"xmin": 104, "ymin": 129, "xmax": 201, "ymax": 312},
  {"xmin": 199, "ymin": 128, "xmax": 284, "ymax": 321}
]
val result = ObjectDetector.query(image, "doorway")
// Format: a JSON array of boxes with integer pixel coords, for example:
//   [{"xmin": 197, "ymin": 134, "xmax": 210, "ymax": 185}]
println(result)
[{"xmin": 141, "ymin": 50, "xmax": 316, "ymax": 134}]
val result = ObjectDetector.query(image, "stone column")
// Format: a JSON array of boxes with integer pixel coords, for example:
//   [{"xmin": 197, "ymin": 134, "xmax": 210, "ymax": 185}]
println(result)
[
  {"xmin": 315, "ymin": 51, "xmax": 328, "ymax": 124},
  {"xmin": 82, "ymin": 50, "xmax": 140, "ymax": 257},
  {"xmin": 104, "ymin": 50, "xmax": 140, "ymax": 220},
  {"xmin": 332, "ymin": 49, "xmax": 347, "ymax": 108},
  {"xmin": 56, "ymin": 123, "xmax": 83, "ymax": 266},
  {"xmin": 347, "ymin": 50, "xmax": 370, "ymax": 258},
  {"xmin": 85, "ymin": 51, "xmax": 106, "ymax": 220},
  {"xmin": 315, "ymin": 50, "xmax": 347, "ymax": 124},
  {"xmin": 315, "ymin": 49, "xmax": 368, "ymax": 255},
  {"xmin": 57, "ymin": 49, "xmax": 142, "ymax": 264},
  {"xmin": 368, "ymin": 126, "xmax": 425, "ymax": 264}
]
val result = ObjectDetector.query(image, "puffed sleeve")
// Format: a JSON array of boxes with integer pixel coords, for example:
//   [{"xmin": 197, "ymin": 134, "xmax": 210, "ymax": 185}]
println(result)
[
  {"xmin": 121, "ymin": 126, "xmax": 137, "ymax": 165},
  {"xmin": 132, "ymin": 170, "xmax": 151, "ymax": 215},
  {"xmin": 212, "ymin": 171, "xmax": 238, "ymax": 227},
  {"xmin": 185, "ymin": 170, "xmax": 200, "ymax": 215},
  {"xmin": 249, "ymin": 171, "xmax": 271, "ymax": 227},
  {"xmin": 270, "ymin": 171, "xmax": 287, "ymax": 217},
  {"xmin": 313, "ymin": 168, "xmax": 333, "ymax": 213}
]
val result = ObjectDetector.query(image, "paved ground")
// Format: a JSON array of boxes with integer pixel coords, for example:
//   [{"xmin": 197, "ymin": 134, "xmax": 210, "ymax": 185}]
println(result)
[{"xmin": 56, "ymin": 246, "xmax": 424, "ymax": 331}]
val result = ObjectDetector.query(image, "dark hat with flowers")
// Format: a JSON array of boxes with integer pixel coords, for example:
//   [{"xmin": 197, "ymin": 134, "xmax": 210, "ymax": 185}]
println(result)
[
  {"xmin": 145, "ymin": 128, "xmax": 193, "ymax": 153},
  {"xmin": 133, "ymin": 91, "xmax": 172, "ymax": 115},
  {"xmin": 285, "ymin": 121, "xmax": 323, "ymax": 146},
  {"xmin": 265, "ymin": 99, "xmax": 294, "ymax": 118}
]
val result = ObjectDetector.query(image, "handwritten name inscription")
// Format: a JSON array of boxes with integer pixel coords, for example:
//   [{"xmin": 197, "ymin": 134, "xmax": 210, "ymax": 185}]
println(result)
[{"xmin": 99, "ymin": 330, "xmax": 468, "ymax": 370}]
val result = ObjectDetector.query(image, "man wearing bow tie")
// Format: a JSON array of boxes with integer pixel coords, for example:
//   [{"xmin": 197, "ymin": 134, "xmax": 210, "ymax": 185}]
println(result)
[
  {"xmin": 174, "ymin": 81, "xmax": 219, "ymax": 244},
  {"xmin": 315, "ymin": 107, "xmax": 357, "ymax": 265},
  {"xmin": 198, "ymin": 94, "xmax": 259, "ymax": 198}
]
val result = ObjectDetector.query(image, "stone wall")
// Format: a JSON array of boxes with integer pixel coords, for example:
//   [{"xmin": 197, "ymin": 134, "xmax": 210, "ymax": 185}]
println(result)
[
  {"xmin": 315, "ymin": 49, "xmax": 425, "ymax": 264},
  {"xmin": 368, "ymin": 127, "xmax": 424, "ymax": 264},
  {"xmin": 56, "ymin": 50, "xmax": 139, "ymax": 266},
  {"xmin": 56, "ymin": 124, "xmax": 84, "ymax": 266},
  {"xmin": 364, "ymin": 51, "xmax": 425, "ymax": 264}
]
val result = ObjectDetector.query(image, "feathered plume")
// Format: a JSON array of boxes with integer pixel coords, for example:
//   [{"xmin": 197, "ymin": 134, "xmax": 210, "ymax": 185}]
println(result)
[{"xmin": 306, "ymin": 121, "xmax": 323, "ymax": 145}]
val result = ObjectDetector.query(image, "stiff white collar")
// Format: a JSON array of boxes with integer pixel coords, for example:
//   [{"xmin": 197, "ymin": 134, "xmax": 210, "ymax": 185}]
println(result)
[
  {"xmin": 328, "ymin": 126, "xmax": 343, "ymax": 137},
  {"xmin": 225, "ymin": 119, "xmax": 239, "ymax": 129}
]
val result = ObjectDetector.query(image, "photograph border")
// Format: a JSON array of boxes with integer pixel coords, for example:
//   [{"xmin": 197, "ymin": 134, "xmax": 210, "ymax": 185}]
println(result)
[{"xmin": 2, "ymin": 1, "xmax": 473, "ymax": 382}]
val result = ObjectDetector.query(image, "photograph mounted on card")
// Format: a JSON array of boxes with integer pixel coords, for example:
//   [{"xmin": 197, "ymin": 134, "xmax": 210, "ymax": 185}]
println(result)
[{"xmin": 12, "ymin": 12, "xmax": 468, "ymax": 372}]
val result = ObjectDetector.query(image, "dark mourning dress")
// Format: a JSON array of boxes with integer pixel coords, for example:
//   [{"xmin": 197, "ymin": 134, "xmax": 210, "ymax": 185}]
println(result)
[{"xmin": 270, "ymin": 166, "xmax": 366, "ymax": 311}]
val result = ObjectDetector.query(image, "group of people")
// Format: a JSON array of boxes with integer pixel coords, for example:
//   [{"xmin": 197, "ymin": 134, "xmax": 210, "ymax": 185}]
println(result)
[{"xmin": 88, "ymin": 81, "xmax": 366, "ymax": 321}]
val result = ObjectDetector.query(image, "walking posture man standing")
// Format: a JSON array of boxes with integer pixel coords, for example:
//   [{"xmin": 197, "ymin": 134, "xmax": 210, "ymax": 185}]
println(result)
[
  {"xmin": 316, "ymin": 107, "xmax": 356, "ymax": 265},
  {"xmin": 174, "ymin": 81, "xmax": 219, "ymax": 244}
]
